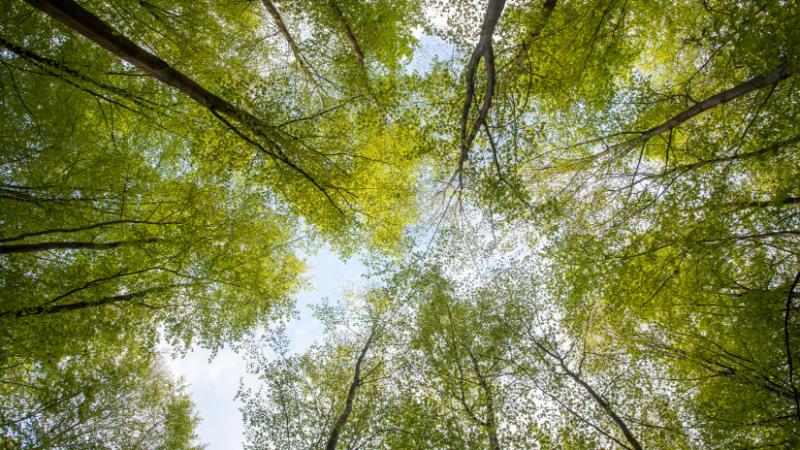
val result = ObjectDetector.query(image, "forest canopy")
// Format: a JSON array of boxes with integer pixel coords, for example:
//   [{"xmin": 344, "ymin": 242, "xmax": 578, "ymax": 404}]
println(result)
[{"xmin": 1, "ymin": 0, "xmax": 799, "ymax": 448}]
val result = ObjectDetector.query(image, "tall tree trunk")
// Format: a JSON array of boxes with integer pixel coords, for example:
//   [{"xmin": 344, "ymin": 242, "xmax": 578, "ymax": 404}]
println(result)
[
  {"xmin": 324, "ymin": 325, "xmax": 377, "ymax": 450},
  {"xmin": 24, "ymin": 0, "xmax": 338, "ymax": 209},
  {"xmin": 24, "ymin": 0, "xmax": 261, "ymax": 125},
  {"xmin": 458, "ymin": 0, "xmax": 507, "ymax": 186},
  {"xmin": 0, "ymin": 238, "xmax": 160, "ymax": 254}
]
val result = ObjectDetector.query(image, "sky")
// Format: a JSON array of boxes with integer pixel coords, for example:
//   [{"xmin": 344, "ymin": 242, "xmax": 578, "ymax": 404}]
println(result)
[
  {"xmin": 166, "ymin": 31, "xmax": 454, "ymax": 450},
  {"xmin": 167, "ymin": 246, "xmax": 366, "ymax": 450}
]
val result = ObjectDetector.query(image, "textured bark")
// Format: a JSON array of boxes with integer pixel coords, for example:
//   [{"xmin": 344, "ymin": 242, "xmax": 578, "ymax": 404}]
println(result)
[
  {"xmin": 324, "ymin": 325, "xmax": 377, "ymax": 450},
  {"xmin": 0, "ymin": 238, "xmax": 160, "ymax": 254}
]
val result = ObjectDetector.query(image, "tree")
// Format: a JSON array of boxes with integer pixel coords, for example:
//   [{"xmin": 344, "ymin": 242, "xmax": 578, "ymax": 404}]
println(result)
[
  {"xmin": 2, "ymin": 0, "xmax": 423, "ymax": 444},
  {"xmin": 408, "ymin": 267, "xmax": 510, "ymax": 449},
  {"xmin": 0, "ymin": 0, "xmax": 424, "ymax": 358},
  {"xmin": 239, "ymin": 293, "xmax": 391, "ymax": 450},
  {"xmin": 3, "ymin": 0, "xmax": 800, "ymax": 446},
  {"xmin": 415, "ymin": 0, "xmax": 800, "ymax": 444},
  {"xmin": 362, "ymin": 229, "xmax": 716, "ymax": 448},
  {"xmin": 14, "ymin": 0, "xmax": 422, "ymax": 249},
  {"xmin": 1, "ymin": 343, "xmax": 201, "ymax": 449}
]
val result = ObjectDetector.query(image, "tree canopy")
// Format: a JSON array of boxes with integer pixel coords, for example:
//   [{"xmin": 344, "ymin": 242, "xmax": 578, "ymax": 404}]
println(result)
[{"xmin": 1, "ymin": 0, "xmax": 799, "ymax": 448}]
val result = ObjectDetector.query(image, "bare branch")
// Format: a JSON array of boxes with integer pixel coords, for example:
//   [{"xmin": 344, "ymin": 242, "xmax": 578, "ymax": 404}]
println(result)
[{"xmin": 457, "ymin": 0, "xmax": 507, "ymax": 187}]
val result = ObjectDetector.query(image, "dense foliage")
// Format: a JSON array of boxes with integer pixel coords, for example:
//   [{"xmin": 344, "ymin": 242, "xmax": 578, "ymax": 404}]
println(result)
[{"xmin": 1, "ymin": 0, "xmax": 798, "ymax": 448}]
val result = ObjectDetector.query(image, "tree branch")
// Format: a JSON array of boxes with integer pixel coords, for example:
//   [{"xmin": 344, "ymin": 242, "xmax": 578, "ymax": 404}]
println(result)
[
  {"xmin": 784, "ymin": 270, "xmax": 800, "ymax": 425},
  {"xmin": 535, "ymin": 341, "xmax": 643, "ymax": 450},
  {"xmin": 1, "ymin": 284, "xmax": 180, "ymax": 318},
  {"xmin": 24, "ymin": 0, "xmax": 339, "ymax": 210},
  {"xmin": 596, "ymin": 64, "xmax": 796, "ymax": 159},
  {"xmin": 457, "ymin": 0, "xmax": 507, "ymax": 188},
  {"xmin": 0, "ymin": 220, "xmax": 181, "ymax": 243},
  {"xmin": 328, "ymin": 0, "xmax": 365, "ymax": 67},
  {"xmin": 261, "ymin": 0, "xmax": 321, "ymax": 92},
  {"xmin": 324, "ymin": 324, "xmax": 378, "ymax": 450},
  {"xmin": 0, "ymin": 238, "xmax": 160, "ymax": 254}
]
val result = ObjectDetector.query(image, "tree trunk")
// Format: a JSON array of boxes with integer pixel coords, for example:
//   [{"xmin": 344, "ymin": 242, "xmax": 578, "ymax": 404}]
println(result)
[
  {"xmin": 458, "ymin": 0, "xmax": 507, "ymax": 186},
  {"xmin": 24, "ymin": 0, "xmax": 262, "ymax": 126},
  {"xmin": 468, "ymin": 351, "xmax": 501, "ymax": 450},
  {"xmin": 478, "ymin": 373, "xmax": 501, "ymax": 450},
  {"xmin": 564, "ymin": 368, "xmax": 643, "ymax": 450},
  {"xmin": 536, "ymin": 342, "xmax": 643, "ymax": 450},
  {"xmin": 324, "ymin": 325, "xmax": 377, "ymax": 450},
  {"xmin": 24, "ymin": 0, "xmax": 339, "ymax": 209}
]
